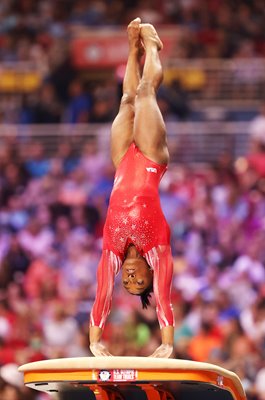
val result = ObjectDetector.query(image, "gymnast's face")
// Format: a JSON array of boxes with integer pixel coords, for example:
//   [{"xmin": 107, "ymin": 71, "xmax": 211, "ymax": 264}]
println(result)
[{"xmin": 122, "ymin": 257, "xmax": 153, "ymax": 295}]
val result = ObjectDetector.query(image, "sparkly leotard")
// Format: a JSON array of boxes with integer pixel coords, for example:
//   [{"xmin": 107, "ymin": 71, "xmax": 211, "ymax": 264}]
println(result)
[{"xmin": 90, "ymin": 143, "xmax": 174, "ymax": 329}]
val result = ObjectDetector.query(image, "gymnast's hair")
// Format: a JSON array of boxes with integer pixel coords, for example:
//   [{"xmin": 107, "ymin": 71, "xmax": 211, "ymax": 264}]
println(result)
[{"xmin": 139, "ymin": 284, "xmax": 153, "ymax": 309}]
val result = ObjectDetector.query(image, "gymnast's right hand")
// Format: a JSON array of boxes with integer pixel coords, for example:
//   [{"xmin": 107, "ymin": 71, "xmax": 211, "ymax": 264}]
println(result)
[
  {"xmin": 89, "ymin": 326, "xmax": 113, "ymax": 356},
  {"xmin": 90, "ymin": 342, "xmax": 113, "ymax": 357},
  {"xmin": 149, "ymin": 344, "xmax": 173, "ymax": 358}
]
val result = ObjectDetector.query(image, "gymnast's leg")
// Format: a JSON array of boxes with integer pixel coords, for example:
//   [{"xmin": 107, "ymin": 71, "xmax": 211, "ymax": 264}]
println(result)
[
  {"xmin": 111, "ymin": 17, "xmax": 143, "ymax": 168},
  {"xmin": 133, "ymin": 24, "xmax": 174, "ymax": 358},
  {"xmin": 89, "ymin": 19, "xmax": 143, "ymax": 357},
  {"xmin": 133, "ymin": 24, "xmax": 169, "ymax": 165}
]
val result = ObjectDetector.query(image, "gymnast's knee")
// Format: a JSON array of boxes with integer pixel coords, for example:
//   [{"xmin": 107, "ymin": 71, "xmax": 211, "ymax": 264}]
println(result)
[
  {"xmin": 136, "ymin": 80, "xmax": 156, "ymax": 98},
  {"xmin": 120, "ymin": 93, "xmax": 135, "ymax": 107}
]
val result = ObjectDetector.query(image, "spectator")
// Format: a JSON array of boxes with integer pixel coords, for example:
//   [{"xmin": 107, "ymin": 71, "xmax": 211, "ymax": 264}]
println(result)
[
  {"xmin": 255, "ymin": 368, "xmax": 265, "ymax": 400},
  {"xmin": 158, "ymin": 79, "xmax": 190, "ymax": 121},
  {"xmin": 79, "ymin": 138, "xmax": 108, "ymax": 184},
  {"xmin": 24, "ymin": 142, "xmax": 51, "ymax": 178},
  {"xmin": 32, "ymin": 82, "xmax": 62, "ymax": 124},
  {"xmin": 63, "ymin": 79, "xmax": 92, "ymax": 124},
  {"xmin": 240, "ymin": 298, "xmax": 265, "ymax": 347},
  {"xmin": 58, "ymin": 166, "xmax": 91, "ymax": 206},
  {"xmin": 23, "ymin": 257, "xmax": 57, "ymax": 300},
  {"xmin": 55, "ymin": 141, "xmax": 79, "ymax": 174},
  {"xmin": 248, "ymin": 142, "xmax": 265, "ymax": 178},
  {"xmin": 0, "ymin": 235, "xmax": 30, "ymax": 288},
  {"xmin": 42, "ymin": 301, "xmax": 79, "ymax": 357},
  {"xmin": 57, "ymin": 231, "xmax": 98, "ymax": 300},
  {"xmin": 1, "ymin": 162, "xmax": 29, "ymax": 207},
  {"xmin": 0, "ymin": 363, "xmax": 28, "ymax": 400},
  {"xmin": 249, "ymin": 102, "xmax": 265, "ymax": 152},
  {"xmin": 18, "ymin": 217, "xmax": 54, "ymax": 259},
  {"xmin": 247, "ymin": 104, "xmax": 265, "ymax": 179}
]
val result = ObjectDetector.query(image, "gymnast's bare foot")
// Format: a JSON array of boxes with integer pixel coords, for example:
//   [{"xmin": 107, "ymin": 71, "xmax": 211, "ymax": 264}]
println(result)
[
  {"xmin": 140, "ymin": 23, "xmax": 163, "ymax": 51},
  {"xmin": 127, "ymin": 17, "xmax": 144, "ymax": 56}
]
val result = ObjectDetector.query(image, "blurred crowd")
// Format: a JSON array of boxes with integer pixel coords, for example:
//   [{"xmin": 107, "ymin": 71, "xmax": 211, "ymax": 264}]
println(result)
[
  {"xmin": 0, "ymin": 0, "xmax": 264, "ymax": 57},
  {"xmin": 0, "ymin": 0, "xmax": 264, "ymax": 124},
  {"xmin": 0, "ymin": 132, "xmax": 265, "ymax": 399},
  {"xmin": 0, "ymin": 1, "xmax": 265, "ymax": 400}
]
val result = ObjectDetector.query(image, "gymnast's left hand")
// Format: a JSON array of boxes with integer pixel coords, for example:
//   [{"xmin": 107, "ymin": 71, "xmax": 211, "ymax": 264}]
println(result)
[
  {"xmin": 148, "ymin": 344, "xmax": 173, "ymax": 358},
  {"xmin": 90, "ymin": 342, "xmax": 113, "ymax": 357}
]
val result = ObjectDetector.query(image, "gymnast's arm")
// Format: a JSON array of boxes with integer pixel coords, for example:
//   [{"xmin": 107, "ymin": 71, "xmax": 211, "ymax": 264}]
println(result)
[
  {"xmin": 89, "ymin": 250, "xmax": 119, "ymax": 357},
  {"xmin": 146, "ymin": 245, "xmax": 175, "ymax": 358}
]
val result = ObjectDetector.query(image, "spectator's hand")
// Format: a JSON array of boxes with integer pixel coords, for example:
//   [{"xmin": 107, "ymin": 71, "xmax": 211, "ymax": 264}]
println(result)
[
  {"xmin": 90, "ymin": 342, "xmax": 113, "ymax": 357},
  {"xmin": 148, "ymin": 344, "xmax": 173, "ymax": 358}
]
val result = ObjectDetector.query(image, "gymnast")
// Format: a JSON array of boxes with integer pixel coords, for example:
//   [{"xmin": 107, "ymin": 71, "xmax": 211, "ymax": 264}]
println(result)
[{"xmin": 89, "ymin": 18, "xmax": 174, "ymax": 358}]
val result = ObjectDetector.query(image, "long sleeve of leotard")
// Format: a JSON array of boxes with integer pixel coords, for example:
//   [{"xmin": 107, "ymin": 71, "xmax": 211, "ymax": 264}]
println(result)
[
  {"xmin": 90, "ymin": 250, "xmax": 122, "ymax": 329},
  {"xmin": 145, "ymin": 245, "xmax": 175, "ymax": 328}
]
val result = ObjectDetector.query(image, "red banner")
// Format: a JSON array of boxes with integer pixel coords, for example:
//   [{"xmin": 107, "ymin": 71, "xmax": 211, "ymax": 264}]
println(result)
[{"xmin": 71, "ymin": 28, "xmax": 179, "ymax": 68}]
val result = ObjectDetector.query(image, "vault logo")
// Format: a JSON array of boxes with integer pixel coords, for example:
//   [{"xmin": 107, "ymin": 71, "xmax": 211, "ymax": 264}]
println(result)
[
  {"xmin": 146, "ymin": 167, "xmax": 157, "ymax": 173},
  {"xmin": 98, "ymin": 370, "xmax": 111, "ymax": 381},
  {"xmin": 97, "ymin": 369, "xmax": 137, "ymax": 382}
]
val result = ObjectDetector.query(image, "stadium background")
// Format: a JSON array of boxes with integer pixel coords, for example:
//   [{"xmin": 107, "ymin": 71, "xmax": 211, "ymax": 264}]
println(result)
[{"xmin": 0, "ymin": 0, "xmax": 265, "ymax": 399}]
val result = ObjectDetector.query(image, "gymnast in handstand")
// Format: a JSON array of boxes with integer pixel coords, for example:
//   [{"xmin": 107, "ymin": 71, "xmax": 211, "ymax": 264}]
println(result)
[{"xmin": 89, "ymin": 18, "xmax": 174, "ymax": 358}]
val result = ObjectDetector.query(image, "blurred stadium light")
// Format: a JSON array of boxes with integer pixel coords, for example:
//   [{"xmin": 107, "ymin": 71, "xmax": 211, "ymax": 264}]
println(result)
[
  {"xmin": 164, "ymin": 58, "xmax": 265, "ymax": 105},
  {"xmin": 0, "ymin": 58, "xmax": 263, "ymax": 103}
]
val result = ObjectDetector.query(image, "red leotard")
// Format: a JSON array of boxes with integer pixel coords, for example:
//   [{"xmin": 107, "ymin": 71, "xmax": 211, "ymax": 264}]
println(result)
[{"xmin": 90, "ymin": 143, "xmax": 174, "ymax": 329}]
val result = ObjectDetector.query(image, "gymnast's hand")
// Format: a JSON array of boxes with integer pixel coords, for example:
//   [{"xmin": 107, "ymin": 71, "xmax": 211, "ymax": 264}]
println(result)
[
  {"xmin": 89, "ymin": 326, "xmax": 113, "ymax": 357},
  {"xmin": 90, "ymin": 342, "xmax": 113, "ymax": 357},
  {"xmin": 148, "ymin": 344, "xmax": 173, "ymax": 358}
]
